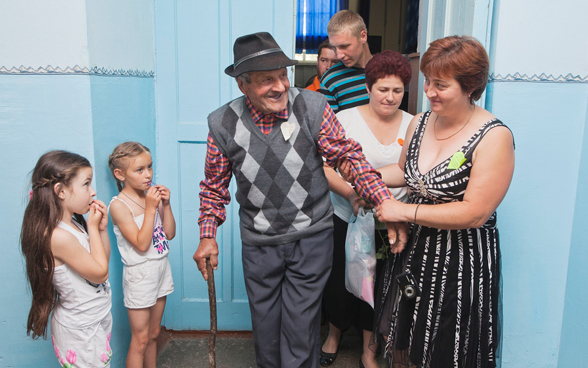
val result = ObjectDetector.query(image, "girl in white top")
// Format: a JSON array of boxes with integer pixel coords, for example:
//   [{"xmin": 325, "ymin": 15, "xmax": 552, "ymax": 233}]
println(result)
[
  {"xmin": 321, "ymin": 51, "xmax": 414, "ymax": 368},
  {"xmin": 21, "ymin": 150, "xmax": 112, "ymax": 367},
  {"xmin": 108, "ymin": 142, "xmax": 176, "ymax": 368}
]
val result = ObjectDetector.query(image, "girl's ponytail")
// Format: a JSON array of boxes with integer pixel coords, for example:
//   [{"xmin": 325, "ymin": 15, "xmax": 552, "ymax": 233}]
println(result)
[{"xmin": 20, "ymin": 151, "xmax": 91, "ymax": 338}]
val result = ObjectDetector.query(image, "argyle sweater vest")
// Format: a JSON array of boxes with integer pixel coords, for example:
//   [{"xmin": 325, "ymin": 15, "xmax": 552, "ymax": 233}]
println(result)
[{"xmin": 208, "ymin": 88, "xmax": 333, "ymax": 246}]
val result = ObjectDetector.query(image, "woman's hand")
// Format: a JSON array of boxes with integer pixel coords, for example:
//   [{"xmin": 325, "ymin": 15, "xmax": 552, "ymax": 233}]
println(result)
[
  {"xmin": 145, "ymin": 186, "xmax": 162, "ymax": 210},
  {"xmin": 375, "ymin": 198, "xmax": 404, "ymax": 223},
  {"xmin": 337, "ymin": 159, "xmax": 355, "ymax": 184},
  {"xmin": 384, "ymin": 221, "xmax": 409, "ymax": 254},
  {"xmin": 347, "ymin": 191, "xmax": 369, "ymax": 216},
  {"xmin": 375, "ymin": 199, "xmax": 409, "ymax": 253}
]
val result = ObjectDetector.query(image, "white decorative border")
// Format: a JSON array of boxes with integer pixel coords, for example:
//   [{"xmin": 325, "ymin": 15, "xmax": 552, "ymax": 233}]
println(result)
[
  {"xmin": 489, "ymin": 73, "xmax": 588, "ymax": 83},
  {"xmin": 0, "ymin": 65, "xmax": 154, "ymax": 78}
]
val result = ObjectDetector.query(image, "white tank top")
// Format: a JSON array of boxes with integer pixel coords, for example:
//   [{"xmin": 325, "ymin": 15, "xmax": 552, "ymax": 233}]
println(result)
[
  {"xmin": 52, "ymin": 221, "xmax": 112, "ymax": 328},
  {"xmin": 109, "ymin": 196, "xmax": 170, "ymax": 266},
  {"xmin": 331, "ymin": 108, "xmax": 412, "ymax": 226}
]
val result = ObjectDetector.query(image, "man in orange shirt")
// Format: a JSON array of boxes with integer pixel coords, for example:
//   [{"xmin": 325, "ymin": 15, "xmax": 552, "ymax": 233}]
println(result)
[{"xmin": 305, "ymin": 40, "xmax": 338, "ymax": 91}]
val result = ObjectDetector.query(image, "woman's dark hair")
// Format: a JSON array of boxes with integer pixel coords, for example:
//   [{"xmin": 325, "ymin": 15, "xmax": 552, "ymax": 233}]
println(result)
[
  {"xmin": 108, "ymin": 142, "xmax": 150, "ymax": 192},
  {"xmin": 20, "ymin": 150, "xmax": 91, "ymax": 339},
  {"xmin": 365, "ymin": 50, "xmax": 412, "ymax": 89},
  {"xmin": 420, "ymin": 35, "xmax": 489, "ymax": 103}
]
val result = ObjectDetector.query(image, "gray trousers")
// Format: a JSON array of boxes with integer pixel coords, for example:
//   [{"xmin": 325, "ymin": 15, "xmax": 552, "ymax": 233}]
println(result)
[{"xmin": 242, "ymin": 227, "xmax": 334, "ymax": 368}]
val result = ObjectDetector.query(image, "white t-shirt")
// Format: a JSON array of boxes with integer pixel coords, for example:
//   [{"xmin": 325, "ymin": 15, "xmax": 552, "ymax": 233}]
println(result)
[{"xmin": 331, "ymin": 108, "xmax": 413, "ymax": 225}]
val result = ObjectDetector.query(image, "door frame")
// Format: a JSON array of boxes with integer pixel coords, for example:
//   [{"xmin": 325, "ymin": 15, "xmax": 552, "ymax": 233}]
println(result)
[{"xmin": 416, "ymin": 0, "xmax": 495, "ymax": 112}]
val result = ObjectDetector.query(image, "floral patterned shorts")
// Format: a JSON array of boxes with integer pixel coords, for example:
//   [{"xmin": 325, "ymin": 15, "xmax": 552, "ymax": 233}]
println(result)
[{"xmin": 51, "ymin": 312, "xmax": 113, "ymax": 367}]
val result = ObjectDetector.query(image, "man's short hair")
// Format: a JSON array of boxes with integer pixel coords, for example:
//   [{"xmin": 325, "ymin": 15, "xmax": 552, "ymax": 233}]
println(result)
[
  {"xmin": 317, "ymin": 39, "xmax": 335, "ymax": 57},
  {"xmin": 327, "ymin": 10, "xmax": 367, "ymax": 39},
  {"xmin": 237, "ymin": 72, "xmax": 251, "ymax": 84}
]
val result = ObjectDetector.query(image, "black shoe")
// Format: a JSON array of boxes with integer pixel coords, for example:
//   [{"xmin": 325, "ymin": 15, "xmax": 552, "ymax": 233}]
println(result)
[
  {"xmin": 319, "ymin": 336, "xmax": 342, "ymax": 367},
  {"xmin": 319, "ymin": 348, "xmax": 338, "ymax": 367},
  {"xmin": 359, "ymin": 357, "xmax": 366, "ymax": 368}
]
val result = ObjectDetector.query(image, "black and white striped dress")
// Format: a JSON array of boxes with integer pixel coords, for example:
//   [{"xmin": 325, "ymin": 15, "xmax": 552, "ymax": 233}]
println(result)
[{"xmin": 375, "ymin": 111, "xmax": 508, "ymax": 368}]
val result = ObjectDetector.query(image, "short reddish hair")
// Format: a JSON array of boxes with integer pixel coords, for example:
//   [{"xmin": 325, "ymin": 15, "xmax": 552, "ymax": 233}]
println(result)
[
  {"xmin": 420, "ymin": 36, "xmax": 489, "ymax": 103},
  {"xmin": 365, "ymin": 50, "xmax": 412, "ymax": 89}
]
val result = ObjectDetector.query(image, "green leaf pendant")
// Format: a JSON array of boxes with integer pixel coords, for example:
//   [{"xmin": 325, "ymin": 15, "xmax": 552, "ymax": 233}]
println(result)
[{"xmin": 447, "ymin": 151, "xmax": 467, "ymax": 170}]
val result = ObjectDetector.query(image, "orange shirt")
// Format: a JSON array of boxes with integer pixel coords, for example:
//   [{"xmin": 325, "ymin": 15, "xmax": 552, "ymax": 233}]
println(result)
[{"xmin": 305, "ymin": 76, "xmax": 321, "ymax": 92}]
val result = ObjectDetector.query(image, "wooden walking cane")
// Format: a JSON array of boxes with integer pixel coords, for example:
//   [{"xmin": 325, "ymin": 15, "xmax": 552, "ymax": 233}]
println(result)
[{"xmin": 206, "ymin": 258, "xmax": 217, "ymax": 368}]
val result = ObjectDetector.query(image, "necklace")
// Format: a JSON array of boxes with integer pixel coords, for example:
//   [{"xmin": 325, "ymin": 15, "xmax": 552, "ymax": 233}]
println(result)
[
  {"xmin": 121, "ymin": 191, "xmax": 145, "ymax": 210},
  {"xmin": 434, "ymin": 105, "xmax": 476, "ymax": 141}
]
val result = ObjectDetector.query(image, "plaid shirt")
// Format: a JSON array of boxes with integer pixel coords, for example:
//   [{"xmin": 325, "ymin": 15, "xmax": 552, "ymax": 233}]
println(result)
[{"xmin": 198, "ymin": 96, "xmax": 390, "ymax": 238}]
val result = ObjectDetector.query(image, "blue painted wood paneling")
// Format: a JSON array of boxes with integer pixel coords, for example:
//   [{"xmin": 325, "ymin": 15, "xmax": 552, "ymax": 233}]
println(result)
[{"xmin": 154, "ymin": 0, "xmax": 296, "ymax": 330}]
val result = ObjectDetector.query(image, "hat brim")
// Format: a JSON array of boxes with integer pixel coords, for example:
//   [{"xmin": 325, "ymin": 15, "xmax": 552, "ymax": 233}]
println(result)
[{"xmin": 225, "ymin": 52, "xmax": 298, "ymax": 77}]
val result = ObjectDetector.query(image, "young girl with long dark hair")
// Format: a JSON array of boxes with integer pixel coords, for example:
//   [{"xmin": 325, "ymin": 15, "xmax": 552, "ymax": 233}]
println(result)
[{"xmin": 21, "ymin": 150, "xmax": 113, "ymax": 367}]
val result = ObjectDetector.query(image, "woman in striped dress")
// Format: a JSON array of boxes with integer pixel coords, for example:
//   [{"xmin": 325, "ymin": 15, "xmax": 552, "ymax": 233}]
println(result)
[{"xmin": 357, "ymin": 36, "xmax": 515, "ymax": 367}]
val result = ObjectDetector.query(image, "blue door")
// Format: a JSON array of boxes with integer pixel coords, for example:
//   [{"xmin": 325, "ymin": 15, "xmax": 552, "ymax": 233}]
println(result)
[{"xmin": 153, "ymin": 0, "xmax": 296, "ymax": 330}]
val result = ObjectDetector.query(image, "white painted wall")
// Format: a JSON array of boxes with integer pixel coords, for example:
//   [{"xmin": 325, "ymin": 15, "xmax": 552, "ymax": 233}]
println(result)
[
  {"xmin": 0, "ymin": 0, "xmax": 89, "ymax": 68},
  {"xmin": 85, "ymin": 0, "xmax": 154, "ymax": 71},
  {"xmin": 0, "ymin": 0, "xmax": 154, "ymax": 72},
  {"xmin": 490, "ymin": 0, "xmax": 588, "ymax": 77}
]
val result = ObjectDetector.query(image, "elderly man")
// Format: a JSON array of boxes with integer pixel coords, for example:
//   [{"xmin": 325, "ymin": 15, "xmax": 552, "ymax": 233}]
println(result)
[
  {"xmin": 320, "ymin": 10, "xmax": 373, "ymax": 113},
  {"xmin": 305, "ymin": 39, "xmax": 338, "ymax": 92},
  {"xmin": 193, "ymin": 32, "xmax": 405, "ymax": 368}
]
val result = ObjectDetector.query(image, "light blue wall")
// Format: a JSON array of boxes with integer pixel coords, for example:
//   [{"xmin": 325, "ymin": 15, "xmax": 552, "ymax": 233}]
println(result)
[
  {"xmin": 1, "ymin": 0, "xmax": 155, "ymax": 366},
  {"xmin": 486, "ymin": 0, "xmax": 588, "ymax": 366},
  {"xmin": 89, "ymin": 76, "xmax": 156, "ymax": 368},
  {"xmin": 0, "ymin": 73, "xmax": 155, "ymax": 368},
  {"xmin": 0, "ymin": 74, "xmax": 95, "ymax": 368},
  {"xmin": 558, "ymin": 101, "xmax": 588, "ymax": 367},
  {"xmin": 486, "ymin": 82, "xmax": 588, "ymax": 367}
]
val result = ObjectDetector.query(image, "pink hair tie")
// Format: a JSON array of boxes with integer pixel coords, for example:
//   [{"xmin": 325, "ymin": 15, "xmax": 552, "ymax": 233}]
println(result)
[{"xmin": 29, "ymin": 190, "xmax": 33, "ymax": 200}]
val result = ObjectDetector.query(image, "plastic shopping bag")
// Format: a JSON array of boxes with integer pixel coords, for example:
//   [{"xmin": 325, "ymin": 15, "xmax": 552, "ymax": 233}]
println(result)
[{"xmin": 345, "ymin": 207, "xmax": 376, "ymax": 308}]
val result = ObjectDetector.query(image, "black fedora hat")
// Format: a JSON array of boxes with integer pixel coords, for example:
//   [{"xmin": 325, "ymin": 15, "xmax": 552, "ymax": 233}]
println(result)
[{"xmin": 225, "ymin": 32, "xmax": 298, "ymax": 77}]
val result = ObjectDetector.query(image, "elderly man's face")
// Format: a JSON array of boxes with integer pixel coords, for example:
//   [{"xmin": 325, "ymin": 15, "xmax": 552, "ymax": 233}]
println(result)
[
  {"xmin": 238, "ymin": 68, "xmax": 290, "ymax": 114},
  {"xmin": 317, "ymin": 48, "xmax": 338, "ymax": 78}
]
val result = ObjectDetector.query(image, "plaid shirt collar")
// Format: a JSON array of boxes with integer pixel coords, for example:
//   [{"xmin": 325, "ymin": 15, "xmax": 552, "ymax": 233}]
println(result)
[{"xmin": 245, "ymin": 96, "xmax": 289, "ymax": 123}]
